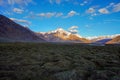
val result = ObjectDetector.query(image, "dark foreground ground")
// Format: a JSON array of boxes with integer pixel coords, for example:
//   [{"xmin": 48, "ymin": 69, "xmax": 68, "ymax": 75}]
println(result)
[{"xmin": 0, "ymin": 43, "xmax": 120, "ymax": 80}]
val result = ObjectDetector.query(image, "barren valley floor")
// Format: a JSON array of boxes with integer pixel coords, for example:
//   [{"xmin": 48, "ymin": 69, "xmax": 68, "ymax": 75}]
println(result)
[{"xmin": 0, "ymin": 43, "xmax": 120, "ymax": 80}]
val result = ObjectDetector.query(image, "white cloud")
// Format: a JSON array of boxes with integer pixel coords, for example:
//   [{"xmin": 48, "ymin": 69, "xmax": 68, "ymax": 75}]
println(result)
[
  {"xmin": 13, "ymin": 8, "xmax": 24, "ymax": 14},
  {"xmin": 10, "ymin": 18, "xmax": 31, "ymax": 26},
  {"xmin": 26, "ymin": 12, "xmax": 64, "ymax": 19},
  {"xmin": 69, "ymin": 26, "xmax": 78, "ymax": 29},
  {"xmin": 37, "ymin": 13, "xmax": 45, "ymax": 17},
  {"xmin": 98, "ymin": 8, "xmax": 109, "ymax": 14},
  {"xmin": 46, "ymin": 12, "xmax": 56, "ymax": 18},
  {"xmin": 86, "ymin": 8, "xmax": 95, "ymax": 13},
  {"xmin": 68, "ymin": 11, "xmax": 78, "ymax": 16},
  {"xmin": 85, "ymin": 3, "xmax": 120, "ymax": 15},
  {"xmin": 68, "ymin": 26, "xmax": 79, "ymax": 34},
  {"xmin": 37, "ymin": 12, "xmax": 56, "ymax": 18},
  {"xmin": 86, "ymin": 7, "xmax": 98, "ymax": 17},
  {"xmin": 113, "ymin": 3, "xmax": 120, "ymax": 12},
  {"xmin": 37, "ymin": 12, "xmax": 64, "ymax": 18},
  {"xmin": 98, "ymin": 2, "xmax": 120, "ymax": 14},
  {"xmin": 56, "ymin": 12, "xmax": 63, "ymax": 17},
  {"xmin": 28, "ymin": 11, "xmax": 79, "ymax": 19},
  {"xmin": 64, "ymin": 10, "xmax": 79, "ymax": 18}
]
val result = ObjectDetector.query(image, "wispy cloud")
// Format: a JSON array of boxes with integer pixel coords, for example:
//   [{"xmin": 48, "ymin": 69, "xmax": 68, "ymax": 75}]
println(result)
[
  {"xmin": 37, "ymin": 12, "xmax": 56, "ymax": 18},
  {"xmin": 26, "ymin": 11, "xmax": 79, "ymax": 19},
  {"xmin": 68, "ymin": 26, "xmax": 79, "ymax": 34},
  {"xmin": 80, "ymin": 1, "xmax": 88, "ymax": 6},
  {"xmin": 106, "ymin": 3, "xmax": 115, "ymax": 8},
  {"xmin": 64, "ymin": 10, "xmax": 79, "ymax": 18},
  {"xmin": 48, "ymin": 0, "xmax": 89, "ymax": 5},
  {"xmin": 56, "ymin": 12, "xmax": 63, "ymax": 17},
  {"xmin": 37, "ymin": 12, "xmax": 63, "ymax": 18},
  {"xmin": 86, "ymin": 2, "xmax": 120, "ymax": 16},
  {"xmin": 0, "ymin": 0, "xmax": 35, "ymax": 8},
  {"xmin": 8, "ymin": 0, "xmax": 33, "ymax": 6},
  {"xmin": 98, "ymin": 2, "xmax": 120, "ymax": 14},
  {"xmin": 49, "ymin": 0, "xmax": 61, "ymax": 4},
  {"xmin": 91, "ymin": 13, "xmax": 97, "ymax": 16},
  {"xmin": 0, "ymin": 0, "xmax": 34, "ymax": 15},
  {"xmin": 86, "ymin": 7, "xmax": 98, "ymax": 18},
  {"xmin": 112, "ymin": 3, "xmax": 120, "ymax": 12},
  {"xmin": 13, "ymin": 8, "xmax": 24, "ymax": 14},
  {"xmin": 10, "ymin": 18, "xmax": 31, "ymax": 26}
]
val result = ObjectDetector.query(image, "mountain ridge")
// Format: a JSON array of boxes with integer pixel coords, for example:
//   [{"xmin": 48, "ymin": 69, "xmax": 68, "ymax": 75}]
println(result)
[
  {"xmin": 0, "ymin": 14, "xmax": 120, "ymax": 44},
  {"xmin": 107, "ymin": 36, "xmax": 120, "ymax": 44},
  {"xmin": 36, "ymin": 28, "xmax": 120, "ymax": 44},
  {"xmin": 0, "ymin": 14, "xmax": 45, "ymax": 42}
]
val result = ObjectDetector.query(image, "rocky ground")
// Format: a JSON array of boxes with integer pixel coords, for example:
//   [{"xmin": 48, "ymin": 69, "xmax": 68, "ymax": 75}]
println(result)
[{"xmin": 0, "ymin": 43, "xmax": 120, "ymax": 80}]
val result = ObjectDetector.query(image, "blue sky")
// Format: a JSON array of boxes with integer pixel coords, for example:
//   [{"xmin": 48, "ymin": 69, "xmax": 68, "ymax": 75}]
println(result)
[{"xmin": 0, "ymin": 0, "xmax": 120, "ymax": 37}]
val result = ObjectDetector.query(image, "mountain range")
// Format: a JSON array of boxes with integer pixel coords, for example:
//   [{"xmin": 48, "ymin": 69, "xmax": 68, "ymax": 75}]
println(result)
[
  {"xmin": 0, "ymin": 14, "xmax": 120, "ymax": 44},
  {"xmin": 36, "ymin": 28, "xmax": 90, "ymax": 43}
]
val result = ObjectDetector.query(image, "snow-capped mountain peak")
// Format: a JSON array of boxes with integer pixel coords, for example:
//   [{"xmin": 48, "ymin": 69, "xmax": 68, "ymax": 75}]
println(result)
[
  {"xmin": 47, "ymin": 28, "xmax": 71, "ymax": 36},
  {"xmin": 36, "ymin": 28, "xmax": 88, "ymax": 42},
  {"xmin": 55, "ymin": 28, "xmax": 65, "ymax": 32},
  {"xmin": 54, "ymin": 28, "xmax": 67, "ymax": 33}
]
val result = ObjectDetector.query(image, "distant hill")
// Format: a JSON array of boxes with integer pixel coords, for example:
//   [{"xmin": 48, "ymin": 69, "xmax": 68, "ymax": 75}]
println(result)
[
  {"xmin": 0, "ymin": 14, "xmax": 45, "ymax": 42},
  {"xmin": 92, "ymin": 38, "xmax": 112, "ymax": 44},
  {"xmin": 89, "ymin": 34, "xmax": 120, "ymax": 45},
  {"xmin": 107, "ymin": 36, "xmax": 120, "ymax": 44}
]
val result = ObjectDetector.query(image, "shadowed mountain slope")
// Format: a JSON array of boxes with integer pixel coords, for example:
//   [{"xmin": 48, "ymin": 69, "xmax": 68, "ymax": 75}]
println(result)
[{"xmin": 0, "ymin": 14, "xmax": 45, "ymax": 42}]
